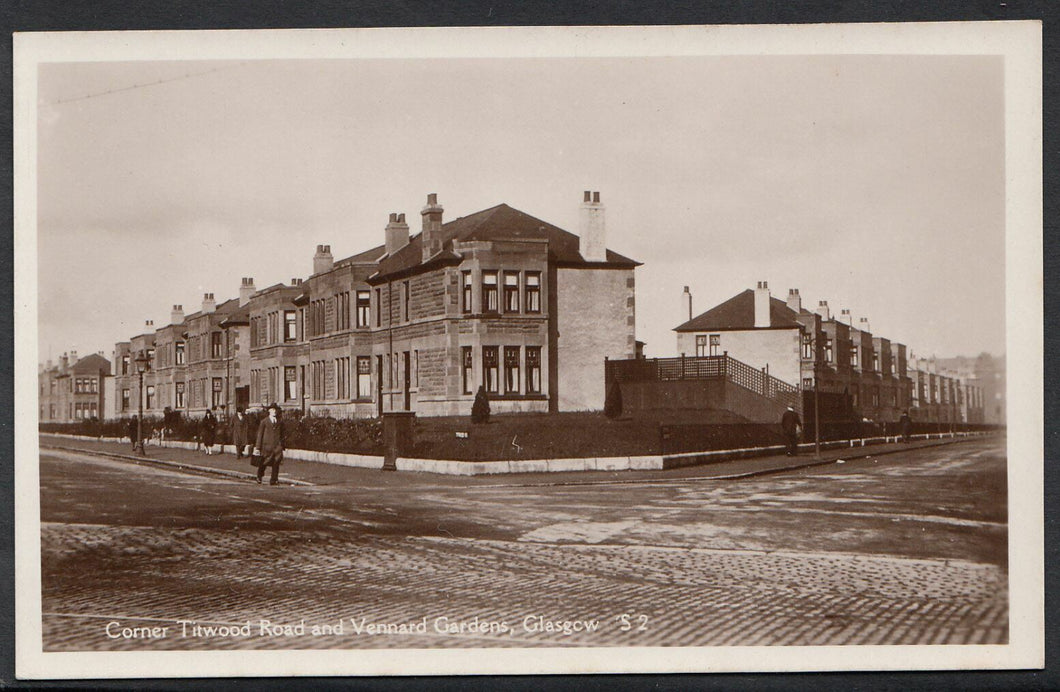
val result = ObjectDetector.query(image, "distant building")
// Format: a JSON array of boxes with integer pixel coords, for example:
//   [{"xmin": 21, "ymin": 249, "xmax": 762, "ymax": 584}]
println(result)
[
  {"xmin": 38, "ymin": 351, "xmax": 111, "ymax": 422},
  {"xmin": 668, "ymin": 282, "xmax": 986, "ymax": 425}
]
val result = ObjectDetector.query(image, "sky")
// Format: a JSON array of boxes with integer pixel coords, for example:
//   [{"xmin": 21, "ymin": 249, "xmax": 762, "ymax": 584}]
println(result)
[{"xmin": 36, "ymin": 54, "xmax": 1005, "ymax": 365}]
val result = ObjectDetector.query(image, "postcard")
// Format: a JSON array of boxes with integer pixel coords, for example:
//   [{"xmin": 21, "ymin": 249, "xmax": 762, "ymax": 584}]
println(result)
[{"xmin": 14, "ymin": 21, "xmax": 1043, "ymax": 678}]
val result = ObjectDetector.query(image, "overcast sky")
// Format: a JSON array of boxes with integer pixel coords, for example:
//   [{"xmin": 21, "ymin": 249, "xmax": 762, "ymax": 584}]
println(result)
[{"xmin": 36, "ymin": 54, "xmax": 1004, "ymax": 365}]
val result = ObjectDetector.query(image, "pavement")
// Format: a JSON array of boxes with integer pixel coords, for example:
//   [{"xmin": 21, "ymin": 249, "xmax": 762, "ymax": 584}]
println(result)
[{"xmin": 39, "ymin": 432, "xmax": 994, "ymax": 489}]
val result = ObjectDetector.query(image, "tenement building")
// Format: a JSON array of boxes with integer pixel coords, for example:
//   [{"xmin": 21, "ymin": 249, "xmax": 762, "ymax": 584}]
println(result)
[
  {"xmin": 671, "ymin": 282, "xmax": 985, "ymax": 425},
  {"xmin": 38, "ymin": 351, "xmax": 111, "ymax": 422},
  {"xmin": 112, "ymin": 191, "xmax": 639, "ymax": 419}
]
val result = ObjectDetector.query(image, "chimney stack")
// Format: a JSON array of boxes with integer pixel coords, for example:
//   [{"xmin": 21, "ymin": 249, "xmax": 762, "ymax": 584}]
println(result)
[
  {"xmin": 754, "ymin": 281, "xmax": 771, "ymax": 328},
  {"xmin": 171, "ymin": 304, "xmax": 184, "ymax": 325},
  {"xmin": 385, "ymin": 212, "xmax": 410, "ymax": 256},
  {"xmin": 421, "ymin": 194, "xmax": 444, "ymax": 262},
  {"xmin": 291, "ymin": 278, "xmax": 303, "ymax": 286},
  {"xmin": 239, "ymin": 278, "xmax": 256, "ymax": 306},
  {"xmin": 202, "ymin": 293, "xmax": 216, "ymax": 314},
  {"xmin": 840, "ymin": 308, "xmax": 852, "ymax": 326},
  {"xmin": 69, "ymin": 350, "xmax": 78, "ymax": 364},
  {"xmin": 859, "ymin": 316, "xmax": 870, "ymax": 334},
  {"xmin": 145, "ymin": 320, "xmax": 154, "ymax": 329},
  {"xmin": 579, "ymin": 190, "xmax": 607, "ymax": 262},
  {"xmin": 60, "ymin": 352, "xmax": 68, "ymax": 369},
  {"xmin": 313, "ymin": 245, "xmax": 334, "ymax": 275},
  {"xmin": 786, "ymin": 288, "xmax": 801, "ymax": 313},
  {"xmin": 682, "ymin": 286, "xmax": 692, "ymax": 322},
  {"xmin": 816, "ymin": 300, "xmax": 831, "ymax": 321}
]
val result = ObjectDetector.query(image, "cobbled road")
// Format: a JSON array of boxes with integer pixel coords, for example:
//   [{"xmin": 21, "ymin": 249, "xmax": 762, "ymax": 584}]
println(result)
[{"xmin": 39, "ymin": 437, "xmax": 1007, "ymax": 650}]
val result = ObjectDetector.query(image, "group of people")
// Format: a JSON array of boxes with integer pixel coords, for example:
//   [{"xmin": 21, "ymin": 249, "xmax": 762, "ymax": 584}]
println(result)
[
  {"xmin": 126, "ymin": 405, "xmax": 287, "ymax": 485},
  {"xmin": 780, "ymin": 406, "xmax": 916, "ymax": 457}
]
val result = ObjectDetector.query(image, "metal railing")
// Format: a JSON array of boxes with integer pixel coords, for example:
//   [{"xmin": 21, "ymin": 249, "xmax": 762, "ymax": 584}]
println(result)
[{"xmin": 605, "ymin": 354, "xmax": 800, "ymax": 409}]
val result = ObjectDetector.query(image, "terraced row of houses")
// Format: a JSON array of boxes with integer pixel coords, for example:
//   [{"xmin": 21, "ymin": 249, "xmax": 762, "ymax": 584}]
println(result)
[
  {"xmin": 40, "ymin": 191, "xmax": 1001, "ymax": 428},
  {"xmin": 100, "ymin": 192, "xmax": 638, "ymax": 422}
]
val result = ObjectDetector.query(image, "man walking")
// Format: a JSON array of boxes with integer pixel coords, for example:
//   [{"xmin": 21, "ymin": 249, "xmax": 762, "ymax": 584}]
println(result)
[
  {"xmin": 254, "ymin": 403, "xmax": 285, "ymax": 486},
  {"xmin": 230, "ymin": 407, "xmax": 251, "ymax": 459},
  {"xmin": 781, "ymin": 405, "xmax": 802, "ymax": 457},
  {"xmin": 899, "ymin": 410, "xmax": 913, "ymax": 443}
]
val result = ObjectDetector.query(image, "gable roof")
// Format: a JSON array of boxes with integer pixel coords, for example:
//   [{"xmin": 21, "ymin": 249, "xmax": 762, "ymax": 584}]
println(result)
[
  {"xmin": 73, "ymin": 353, "xmax": 112, "ymax": 375},
  {"xmin": 371, "ymin": 203, "xmax": 639, "ymax": 281},
  {"xmin": 674, "ymin": 289, "xmax": 803, "ymax": 332}
]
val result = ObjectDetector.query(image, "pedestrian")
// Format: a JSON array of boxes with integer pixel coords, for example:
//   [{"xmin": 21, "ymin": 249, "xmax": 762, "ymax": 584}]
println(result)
[
  {"xmin": 781, "ymin": 405, "xmax": 801, "ymax": 457},
  {"xmin": 230, "ymin": 407, "xmax": 252, "ymax": 459},
  {"xmin": 127, "ymin": 415, "xmax": 139, "ymax": 450},
  {"xmin": 201, "ymin": 408, "xmax": 218, "ymax": 456},
  {"xmin": 899, "ymin": 410, "xmax": 913, "ymax": 443},
  {"xmin": 254, "ymin": 403, "xmax": 285, "ymax": 486}
]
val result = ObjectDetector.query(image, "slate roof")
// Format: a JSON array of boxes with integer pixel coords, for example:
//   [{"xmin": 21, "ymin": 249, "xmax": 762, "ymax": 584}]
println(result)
[
  {"xmin": 72, "ymin": 353, "xmax": 112, "ymax": 375},
  {"xmin": 371, "ymin": 203, "xmax": 638, "ymax": 281},
  {"xmin": 674, "ymin": 289, "xmax": 804, "ymax": 332}
]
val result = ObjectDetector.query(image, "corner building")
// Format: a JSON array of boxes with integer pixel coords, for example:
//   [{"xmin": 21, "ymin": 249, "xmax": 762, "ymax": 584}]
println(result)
[{"xmin": 244, "ymin": 192, "xmax": 639, "ymax": 417}]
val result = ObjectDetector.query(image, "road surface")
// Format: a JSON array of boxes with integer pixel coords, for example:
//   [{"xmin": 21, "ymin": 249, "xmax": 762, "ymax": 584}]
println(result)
[{"xmin": 39, "ymin": 436, "xmax": 1008, "ymax": 650}]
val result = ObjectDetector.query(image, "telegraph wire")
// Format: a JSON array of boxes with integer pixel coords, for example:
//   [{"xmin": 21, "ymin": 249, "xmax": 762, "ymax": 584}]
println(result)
[{"xmin": 42, "ymin": 62, "xmax": 249, "ymax": 107}]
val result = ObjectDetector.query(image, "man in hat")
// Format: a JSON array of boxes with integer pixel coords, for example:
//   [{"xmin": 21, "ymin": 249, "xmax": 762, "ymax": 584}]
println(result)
[
  {"xmin": 230, "ymin": 407, "xmax": 252, "ymax": 459},
  {"xmin": 781, "ymin": 405, "xmax": 802, "ymax": 457},
  {"xmin": 254, "ymin": 403, "xmax": 285, "ymax": 485}
]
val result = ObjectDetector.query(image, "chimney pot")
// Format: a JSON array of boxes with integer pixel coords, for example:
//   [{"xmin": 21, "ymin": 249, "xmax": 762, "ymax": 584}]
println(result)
[
  {"xmin": 579, "ymin": 189, "xmax": 607, "ymax": 262},
  {"xmin": 754, "ymin": 281, "xmax": 771, "ymax": 328},
  {"xmin": 421, "ymin": 193, "xmax": 445, "ymax": 262}
]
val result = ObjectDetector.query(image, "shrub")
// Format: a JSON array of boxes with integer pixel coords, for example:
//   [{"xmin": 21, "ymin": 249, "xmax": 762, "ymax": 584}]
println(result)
[
  {"xmin": 604, "ymin": 381, "xmax": 623, "ymax": 419},
  {"xmin": 471, "ymin": 386, "xmax": 491, "ymax": 424}
]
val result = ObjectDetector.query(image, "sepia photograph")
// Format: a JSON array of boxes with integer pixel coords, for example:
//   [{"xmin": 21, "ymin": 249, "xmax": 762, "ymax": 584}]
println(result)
[{"xmin": 13, "ymin": 21, "xmax": 1043, "ymax": 678}]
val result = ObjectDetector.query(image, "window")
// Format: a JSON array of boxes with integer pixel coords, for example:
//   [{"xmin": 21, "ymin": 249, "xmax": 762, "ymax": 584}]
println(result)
[
  {"xmin": 525, "ymin": 272, "xmax": 541, "ymax": 313},
  {"xmin": 414, "ymin": 350, "xmax": 419, "ymax": 388},
  {"xmin": 526, "ymin": 346, "xmax": 542, "ymax": 394},
  {"xmin": 462, "ymin": 347, "xmax": 474, "ymax": 394},
  {"xmin": 402, "ymin": 282, "xmax": 411, "ymax": 322},
  {"xmin": 147, "ymin": 348, "xmax": 155, "ymax": 365},
  {"xmin": 503, "ymin": 273, "xmax": 520, "ymax": 312},
  {"xmin": 695, "ymin": 335, "xmax": 707, "ymax": 357},
  {"xmin": 175, "ymin": 382, "xmax": 185, "ymax": 408},
  {"xmin": 335, "ymin": 359, "xmax": 351, "ymax": 399},
  {"xmin": 482, "ymin": 346, "xmax": 499, "ymax": 393},
  {"xmin": 337, "ymin": 292, "xmax": 350, "ymax": 330},
  {"xmin": 146, "ymin": 385, "xmax": 156, "ymax": 409},
  {"xmin": 374, "ymin": 289, "xmax": 382, "ymax": 327},
  {"xmin": 175, "ymin": 341, "xmax": 185, "ymax": 364},
  {"xmin": 801, "ymin": 332, "xmax": 813, "ymax": 359},
  {"xmin": 803, "ymin": 377, "xmax": 813, "ymax": 389},
  {"xmin": 850, "ymin": 345, "xmax": 859, "ymax": 367},
  {"xmin": 872, "ymin": 387, "xmax": 880, "ymax": 408},
  {"xmin": 211, "ymin": 332, "xmax": 223, "ymax": 358},
  {"xmin": 90, "ymin": 377, "xmax": 98, "ymax": 393},
  {"xmin": 357, "ymin": 357, "xmax": 372, "ymax": 399},
  {"xmin": 211, "ymin": 377, "xmax": 223, "ymax": 408},
  {"xmin": 482, "ymin": 271, "xmax": 498, "ymax": 312},
  {"xmin": 122, "ymin": 355, "xmax": 129, "ymax": 375},
  {"xmin": 121, "ymin": 389, "xmax": 130, "ymax": 411},
  {"xmin": 851, "ymin": 387, "xmax": 859, "ymax": 408},
  {"xmin": 891, "ymin": 389, "xmax": 898, "ymax": 407},
  {"xmin": 872, "ymin": 351, "xmax": 880, "ymax": 372},
  {"xmin": 504, "ymin": 346, "xmax": 520, "ymax": 394},
  {"xmin": 709, "ymin": 334, "xmax": 720, "ymax": 357},
  {"xmin": 285, "ymin": 366, "xmax": 297, "ymax": 401},
  {"xmin": 462, "ymin": 271, "xmax": 473, "ymax": 313},
  {"xmin": 284, "ymin": 311, "xmax": 297, "ymax": 342},
  {"xmin": 356, "ymin": 290, "xmax": 371, "ymax": 327},
  {"xmin": 49, "ymin": 404, "xmax": 55, "ymax": 419}
]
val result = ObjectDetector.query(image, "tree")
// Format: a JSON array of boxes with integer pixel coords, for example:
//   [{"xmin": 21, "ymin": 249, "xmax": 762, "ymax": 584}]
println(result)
[
  {"xmin": 604, "ymin": 381, "xmax": 623, "ymax": 419},
  {"xmin": 471, "ymin": 386, "xmax": 491, "ymax": 424}
]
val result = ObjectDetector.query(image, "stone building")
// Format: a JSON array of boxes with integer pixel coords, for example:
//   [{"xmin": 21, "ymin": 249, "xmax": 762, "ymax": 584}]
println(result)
[
  {"xmin": 113, "ymin": 191, "xmax": 639, "ymax": 419},
  {"xmin": 38, "ymin": 351, "xmax": 111, "ymax": 422},
  {"xmin": 669, "ymin": 282, "xmax": 983, "ymax": 425}
]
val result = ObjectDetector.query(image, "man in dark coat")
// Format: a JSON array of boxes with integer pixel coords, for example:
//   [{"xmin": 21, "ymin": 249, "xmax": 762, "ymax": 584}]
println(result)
[
  {"xmin": 230, "ymin": 408, "xmax": 252, "ymax": 459},
  {"xmin": 899, "ymin": 410, "xmax": 913, "ymax": 443},
  {"xmin": 201, "ymin": 408, "xmax": 218, "ymax": 455},
  {"xmin": 127, "ymin": 415, "xmax": 139, "ymax": 450},
  {"xmin": 781, "ymin": 406, "xmax": 801, "ymax": 457},
  {"xmin": 254, "ymin": 403, "xmax": 285, "ymax": 485}
]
